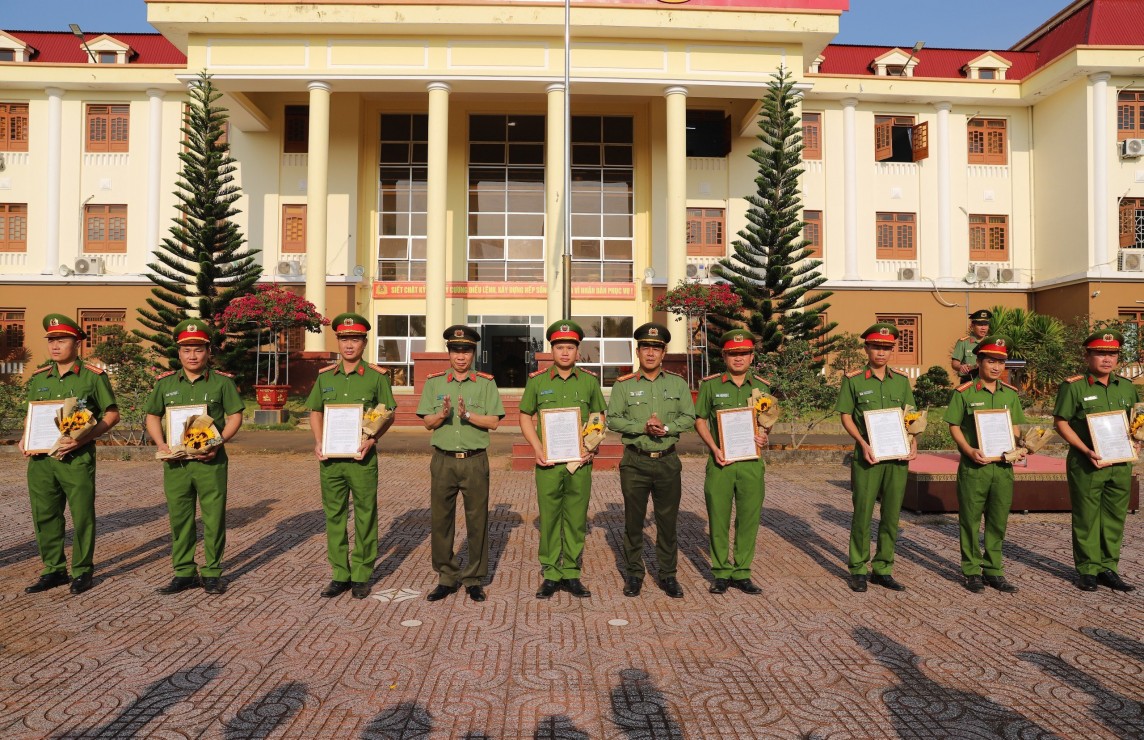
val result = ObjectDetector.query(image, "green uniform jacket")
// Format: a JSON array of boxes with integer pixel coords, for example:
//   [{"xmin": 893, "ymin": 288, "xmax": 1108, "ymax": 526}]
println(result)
[
  {"xmin": 695, "ymin": 371, "xmax": 771, "ymax": 450},
  {"xmin": 944, "ymin": 379, "xmax": 1028, "ymax": 466},
  {"xmin": 519, "ymin": 365, "xmax": 607, "ymax": 439},
  {"xmin": 305, "ymin": 361, "xmax": 396, "ymax": 422},
  {"xmin": 951, "ymin": 336, "xmax": 977, "ymax": 375},
  {"xmin": 606, "ymin": 369, "xmax": 696, "ymax": 451},
  {"xmin": 25, "ymin": 361, "xmax": 117, "ymax": 441},
  {"xmin": 834, "ymin": 365, "xmax": 916, "ymax": 448},
  {"xmin": 1053, "ymin": 372, "xmax": 1139, "ymax": 462},
  {"xmin": 144, "ymin": 368, "xmax": 244, "ymax": 436},
  {"xmin": 416, "ymin": 370, "xmax": 505, "ymax": 451}
]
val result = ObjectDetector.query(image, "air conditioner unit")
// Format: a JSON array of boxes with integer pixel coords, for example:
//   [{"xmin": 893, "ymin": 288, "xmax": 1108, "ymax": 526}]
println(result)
[
  {"xmin": 897, "ymin": 267, "xmax": 917, "ymax": 280},
  {"xmin": 276, "ymin": 260, "xmax": 301, "ymax": 276},
  {"xmin": 970, "ymin": 264, "xmax": 993, "ymax": 282},
  {"xmin": 998, "ymin": 267, "xmax": 1016, "ymax": 282},
  {"xmin": 685, "ymin": 263, "xmax": 708, "ymax": 280},
  {"xmin": 73, "ymin": 257, "xmax": 104, "ymax": 275},
  {"xmin": 1121, "ymin": 249, "xmax": 1144, "ymax": 272},
  {"xmin": 1121, "ymin": 139, "xmax": 1144, "ymax": 158}
]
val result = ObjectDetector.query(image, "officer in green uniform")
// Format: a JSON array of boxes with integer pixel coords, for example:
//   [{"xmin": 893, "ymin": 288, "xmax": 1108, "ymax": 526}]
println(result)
[
  {"xmin": 417, "ymin": 325, "xmax": 505, "ymax": 603},
  {"xmin": 951, "ymin": 309, "xmax": 992, "ymax": 381},
  {"xmin": 1053, "ymin": 330, "xmax": 1141, "ymax": 593},
  {"xmin": 519, "ymin": 320, "xmax": 607, "ymax": 599},
  {"xmin": 144, "ymin": 319, "xmax": 244, "ymax": 595},
  {"xmin": 694, "ymin": 329, "xmax": 770, "ymax": 596},
  {"xmin": 836, "ymin": 322, "xmax": 917, "ymax": 593},
  {"xmin": 944, "ymin": 335, "xmax": 1028, "ymax": 594},
  {"xmin": 20, "ymin": 314, "xmax": 119, "ymax": 595},
  {"xmin": 606, "ymin": 322, "xmax": 696, "ymax": 599},
  {"xmin": 306, "ymin": 313, "xmax": 396, "ymax": 600}
]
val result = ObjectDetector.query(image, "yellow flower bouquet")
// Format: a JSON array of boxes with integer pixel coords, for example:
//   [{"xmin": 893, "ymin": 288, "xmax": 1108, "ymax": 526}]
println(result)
[
  {"xmin": 361, "ymin": 404, "xmax": 394, "ymax": 441},
  {"xmin": 1002, "ymin": 426, "xmax": 1054, "ymax": 462},
  {"xmin": 903, "ymin": 405, "xmax": 928, "ymax": 437},
  {"xmin": 48, "ymin": 397, "xmax": 98, "ymax": 456},
  {"xmin": 749, "ymin": 389, "xmax": 780, "ymax": 432},
  {"xmin": 1130, "ymin": 403, "xmax": 1144, "ymax": 442},
  {"xmin": 156, "ymin": 414, "xmax": 221, "ymax": 461},
  {"xmin": 567, "ymin": 411, "xmax": 606, "ymax": 473}
]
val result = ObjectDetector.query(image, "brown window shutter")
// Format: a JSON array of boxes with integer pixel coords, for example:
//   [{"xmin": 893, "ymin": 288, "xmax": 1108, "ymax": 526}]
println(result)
[
  {"xmin": 108, "ymin": 105, "xmax": 129, "ymax": 153},
  {"xmin": 875, "ymin": 120, "xmax": 893, "ymax": 161},
  {"xmin": 284, "ymin": 106, "xmax": 309, "ymax": 154},
  {"xmin": 911, "ymin": 122, "xmax": 929, "ymax": 162},
  {"xmin": 282, "ymin": 204, "xmax": 307, "ymax": 253},
  {"xmin": 1120, "ymin": 199, "xmax": 1137, "ymax": 248},
  {"xmin": 87, "ymin": 105, "xmax": 109, "ymax": 152},
  {"xmin": 985, "ymin": 120, "xmax": 1006, "ymax": 165},
  {"xmin": 802, "ymin": 113, "xmax": 821, "ymax": 160}
]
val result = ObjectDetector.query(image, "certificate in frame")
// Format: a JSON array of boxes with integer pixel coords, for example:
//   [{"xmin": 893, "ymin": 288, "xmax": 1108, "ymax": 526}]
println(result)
[
  {"xmin": 22, "ymin": 400, "xmax": 66, "ymax": 454},
  {"xmin": 322, "ymin": 403, "xmax": 365, "ymax": 458},
  {"xmin": 973, "ymin": 409, "xmax": 1015, "ymax": 462},
  {"xmin": 716, "ymin": 407, "xmax": 760, "ymax": 462},
  {"xmin": 164, "ymin": 404, "xmax": 208, "ymax": 449},
  {"xmin": 1087, "ymin": 410, "xmax": 1138, "ymax": 465},
  {"xmin": 540, "ymin": 407, "xmax": 584, "ymax": 464},
  {"xmin": 865, "ymin": 407, "xmax": 911, "ymax": 462}
]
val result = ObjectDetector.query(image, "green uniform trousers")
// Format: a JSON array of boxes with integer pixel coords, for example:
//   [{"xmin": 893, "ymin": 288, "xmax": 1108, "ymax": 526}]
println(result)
[
  {"xmin": 1066, "ymin": 453, "xmax": 1133, "ymax": 576},
  {"xmin": 535, "ymin": 463, "xmax": 592, "ymax": 580},
  {"xmin": 163, "ymin": 455, "xmax": 228, "ymax": 578},
  {"xmin": 956, "ymin": 462, "xmax": 1014, "ymax": 576},
  {"xmin": 619, "ymin": 449, "xmax": 683, "ymax": 579},
  {"xmin": 27, "ymin": 450, "xmax": 97, "ymax": 577},
  {"xmin": 319, "ymin": 456, "xmax": 379, "ymax": 583},
  {"xmin": 704, "ymin": 457, "xmax": 765, "ymax": 580},
  {"xmin": 430, "ymin": 452, "xmax": 489, "ymax": 587},
  {"xmin": 848, "ymin": 457, "xmax": 908, "ymax": 576}
]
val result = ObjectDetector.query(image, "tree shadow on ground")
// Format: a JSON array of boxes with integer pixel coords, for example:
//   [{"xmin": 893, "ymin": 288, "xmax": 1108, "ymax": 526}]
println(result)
[
  {"xmin": 1082, "ymin": 627, "xmax": 1144, "ymax": 663},
  {"xmin": 1019, "ymin": 648, "xmax": 1144, "ymax": 738},
  {"xmin": 222, "ymin": 681, "xmax": 307, "ymax": 739},
  {"xmin": 534, "ymin": 714, "xmax": 591, "ymax": 739},
  {"xmin": 0, "ymin": 501, "xmax": 170, "ymax": 568},
  {"xmin": 852, "ymin": 627, "xmax": 1052, "ymax": 739},
  {"xmin": 371, "ymin": 507, "xmax": 431, "ymax": 582},
  {"xmin": 361, "ymin": 701, "xmax": 433, "ymax": 739},
  {"xmin": 57, "ymin": 663, "xmax": 220, "ymax": 738},
  {"xmin": 609, "ymin": 667, "xmax": 684, "ymax": 739}
]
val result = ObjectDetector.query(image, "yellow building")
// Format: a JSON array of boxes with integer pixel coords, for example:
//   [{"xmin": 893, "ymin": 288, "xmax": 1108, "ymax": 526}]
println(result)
[{"xmin": 0, "ymin": 0, "xmax": 1141, "ymax": 388}]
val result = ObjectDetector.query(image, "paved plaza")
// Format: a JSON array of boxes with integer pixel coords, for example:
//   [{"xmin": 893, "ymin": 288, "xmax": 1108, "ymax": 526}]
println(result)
[{"xmin": 0, "ymin": 450, "xmax": 1141, "ymax": 739}]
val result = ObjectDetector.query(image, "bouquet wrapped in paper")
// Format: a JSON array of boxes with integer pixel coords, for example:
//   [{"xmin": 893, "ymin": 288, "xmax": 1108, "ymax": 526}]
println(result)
[
  {"xmin": 750, "ymin": 389, "xmax": 780, "ymax": 433},
  {"xmin": 48, "ymin": 398, "xmax": 98, "ymax": 456},
  {"xmin": 903, "ymin": 405, "xmax": 928, "ymax": 437},
  {"xmin": 567, "ymin": 412, "xmax": 606, "ymax": 473},
  {"xmin": 361, "ymin": 404, "xmax": 394, "ymax": 441},
  {"xmin": 1002, "ymin": 425, "xmax": 1054, "ymax": 462},
  {"xmin": 1130, "ymin": 403, "xmax": 1144, "ymax": 443},
  {"xmin": 157, "ymin": 415, "xmax": 222, "ymax": 461}
]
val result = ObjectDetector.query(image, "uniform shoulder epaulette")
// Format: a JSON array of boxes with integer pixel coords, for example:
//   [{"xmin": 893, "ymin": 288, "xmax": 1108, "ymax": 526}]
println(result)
[
  {"xmin": 317, "ymin": 363, "xmax": 338, "ymax": 374},
  {"xmin": 958, "ymin": 335, "xmax": 971, "ymax": 342},
  {"xmin": 476, "ymin": 371, "xmax": 495, "ymax": 381},
  {"xmin": 753, "ymin": 373, "xmax": 772, "ymax": 385},
  {"xmin": 615, "ymin": 372, "xmax": 637, "ymax": 382},
  {"xmin": 215, "ymin": 370, "xmax": 234, "ymax": 378},
  {"xmin": 1063, "ymin": 374, "xmax": 1083, "ymax": 383},
  {"xmin": 701, "ymin": 372, "xmax": 721, "ymax": 382},
  {"xmin": 662, "ymin": 368, "xmax": 684, "ymax": 378},
  {"xmin": 580, "ymin": 367, "xmax": 598, "ymax": 377},
  {"xmin": 83, "ymin": 362, "xmax": 105, "ymax": 374},
  {"xmin": 368, "ymin": 363, "xmax": 389, "ymax": 374},
  {"xmin": 528, "ymin": 368, "xmax": 547, "ymax": 378},
  {"xmin": 956, "ymin": 381, "xmax": 973, "ymax": 392},
  {"xmin": 845, "ymin": 368, "xmax": 864, "ymax": 378},
  {"xmin": 426, "ymin": 370, "xmax": 446, "ymax": 379},
  {"xmin": 1001, "ymin": 381, "xmax": 1018, "ymax": 392},
  {"xmin": 156, "ymin": 370, "xmax": 177, "ymax": 380},
  {"xmin": 31, "ymin": 365, "xmax": 52, "ymax": 375}
]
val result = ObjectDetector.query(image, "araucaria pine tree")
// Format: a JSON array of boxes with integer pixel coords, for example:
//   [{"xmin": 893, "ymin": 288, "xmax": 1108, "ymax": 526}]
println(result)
[
  {"xmin": 712, "ymin": 66, "xmax": 836, "ymax": 360},
  {"xmin": 136, "ymin": 71, "xmax": 261, "ymax": 373}
]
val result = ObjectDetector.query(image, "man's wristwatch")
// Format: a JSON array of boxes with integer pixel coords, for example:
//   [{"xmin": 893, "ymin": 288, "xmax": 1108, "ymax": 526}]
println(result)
[{"xmin": 462, "ymin": 410, "xmax": 472, "ymax": 421}]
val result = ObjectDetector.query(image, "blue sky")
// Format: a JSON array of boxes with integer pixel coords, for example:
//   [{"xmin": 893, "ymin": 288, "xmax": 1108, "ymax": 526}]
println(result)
[{"xmin": 6, "ymin": 0, "xmax": 1070, "ymax": 49}]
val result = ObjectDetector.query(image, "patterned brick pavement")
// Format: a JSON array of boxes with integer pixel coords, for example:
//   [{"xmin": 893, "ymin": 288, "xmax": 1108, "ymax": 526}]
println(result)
[{"xmin": 0, "ymin": 452, "xmax": 1141, "ymax": 739}]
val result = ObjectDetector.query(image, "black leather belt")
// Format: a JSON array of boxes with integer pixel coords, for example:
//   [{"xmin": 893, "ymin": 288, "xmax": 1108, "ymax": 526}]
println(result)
[
  {"xmin": 434, "ymin": 447, "xmax": 486, "ymax": 459},
  {"xmin": 625, "ymin": 445, "xmax": 676, "ymax": 459}
]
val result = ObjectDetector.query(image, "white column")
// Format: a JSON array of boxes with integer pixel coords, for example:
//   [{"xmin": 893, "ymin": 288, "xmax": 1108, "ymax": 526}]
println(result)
[
  {"xmin": 1091, "ymin": 72, "xmax": 1111, "ymax": 272},
  {"xmin": 664, "ymin": 86, "xmax": 688, "ymax": 353},
  {"xmin": 44, "ymin": 87, "xmax": 64, "ymax": 275},
  {"xmin": 934, "ymin": 102, "xmax": 952, "ymax": 280},
  {"xmin": 425, "ymin": 82, "xmax": 451, "ymax": 352},
  {"xmin": 842, "ymin": 98, "xmax": 860, "ymax": 281},
  {"xmin": 304, "ymin": 81, "xmax": 332, "ymax": 352},
  {"xmin": 146, "ymin": 89, "xmax": 165, "ymax": 260},
  {"xmin": 545, "ymin": 83, "xmax": 566, "ymax": 324}
]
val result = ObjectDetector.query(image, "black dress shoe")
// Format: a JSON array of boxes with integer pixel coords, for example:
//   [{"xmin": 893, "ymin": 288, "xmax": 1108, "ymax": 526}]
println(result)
[
  {"xmin": 426, "ymin": 584, "xmax": 458, "ymax": 602},
  {"xmin": 1097, "ymin": 570, "xmax": 1135, "ymax": 592},
  {"xmin": 202, "ymin": 577, "xmax": 226, "ymax": 595},
  {"xmin": 563, "ymin": 579, "xmax": 591, "ymax": 598},
  {"xmin": 466, "ymin": 585, "xmax": 486, "ymax": 602},
  {"xmin": 730, "ymin": 578, "xmax": 762, "ymax": 595},
  {"xmin": 320, "ymin": 580, "xmax": 351, "ymax": 598},
  {"xmin": 1078, "ymin": 574, "xmax": 1099, "ymax": 592},
  {"xmin": 351, "ymin": 582, "xmax": 370, "ymax": 599},
  {"xmin": 157, "ymin": 575, "xmax": 200, "ymax": 595},
  {"xmin": 658, "ymin": 577, "xmax": 684, "ymax": 599},
  {"xmin": 848, "ymin": 574, "xmax": 867, "ymax": 592},
  {"xmin": 69, "ymin": 573, "xmax": 93, "ymax": 595},
  {"xmin": 25, "ymin": 572, "xmax": 69, "ymax": 594},
  {"xmin": 869, "ymin": 573, "xmax": 906, "ymax": 591},
  {"xmin": 964, "ymin": 575, "xmax": 985, "ymax": 593},
  {"xmin": 536, "ymin": 579, "xmax": 561, "ymax": 599},
  {"xmin": 983, "ymin": 575, "xmax": 1018, "ymax": 593},
  {"xmin": 623, "ymin": 576, "xmax": 643, "ymax": 597},
  {"xmin": 709, "ymin": 578, "xmax": 730, "ymax": 594}
]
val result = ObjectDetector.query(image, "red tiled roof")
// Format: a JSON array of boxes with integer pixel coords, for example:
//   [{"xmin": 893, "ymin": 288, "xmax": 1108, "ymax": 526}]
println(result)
[
  {"xmin": 1014, "ymin": 0, "xmax": 1144, "ymax": 62},
  {"xmin": 816, "ymin": 44, "xmax": 1040, "ymax": 80},
  {"xmin": 2, "ymin": 31, "xmax": 185, "ymax": 65}
]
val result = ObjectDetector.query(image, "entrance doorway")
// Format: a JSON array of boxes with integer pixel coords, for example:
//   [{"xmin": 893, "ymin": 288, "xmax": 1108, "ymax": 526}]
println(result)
[{"xmin": 470, "ymin": 315, "xmax": 544, "ymax": 387}]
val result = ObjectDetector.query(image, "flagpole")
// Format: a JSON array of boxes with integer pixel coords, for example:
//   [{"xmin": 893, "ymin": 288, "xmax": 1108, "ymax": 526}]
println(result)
[{"xmin": 562, "ymin": 0, "xmax": 573, "ymax": 318}]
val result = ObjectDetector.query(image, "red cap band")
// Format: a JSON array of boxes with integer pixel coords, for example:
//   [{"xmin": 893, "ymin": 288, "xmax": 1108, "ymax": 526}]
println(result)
[
  {"xmin": 862, "ymin": 331, "xmax": 896, "ymax": 345},
  {"xmin": 549, "ymin": 329, "xmax": 580, "ymax": 343},
  {"xmin": 722, "ymin": 336, "xmax": 754, "ymax": 351},
  {"xmin": 1086, "ymin": 337, "xmax": 1120, "ymax": 350},
  {"xmin": 177, "ymin": 328, "xmax": 210, "ymax": 344},
  {"xmin": 45, "ymin": 324, "xmax": 81, "ymax": 338},
  {"xmin": 335, "ymin": 323, "xmax": 369, "ymax": 335},
  {"xmin": 976, "ymin": 343, "xmax": 1008, "ymax": 358}
]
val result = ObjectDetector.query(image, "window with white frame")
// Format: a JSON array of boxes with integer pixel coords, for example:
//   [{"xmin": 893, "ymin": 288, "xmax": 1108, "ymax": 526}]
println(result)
[
  {"xmin": 375, "ymin": 314, "xmax": 425, "ymax": 386},
  {"xmin": 572, "ymin": 315, "xmax": 634, "ymax": 386},
  {"xmin": 570, "ymin": 116, "xmax": 634, "ymax": 283},
  {"xmin": 378, "ymin": 114, "xmax": 428, "ymax": 281}
]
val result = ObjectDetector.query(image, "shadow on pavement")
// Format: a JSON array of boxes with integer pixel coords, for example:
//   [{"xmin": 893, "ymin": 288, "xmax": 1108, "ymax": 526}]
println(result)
[
  {"xmin": 609, "ymin": 668, "xmax": 683, "ymax": 739},
  {"xmin": 819, "ymin": 502, "xmax": 963, "ymax": 584},
  {"xmin": 225, "ymin": 509, "xmax": 326, "ymax": 582},
  {"xmin": 0, "ymin": 501, "xmax": 170, "ymax": 569},
  {"xmin": 594, "ymin": 502, "xmax": 629, "ymax": 578},
  {"xmin": 362, "ymin": 701, "xmax": 433, "ymax": 739},
  {"xmin": 534, "ymin": 714, "xmax": 591, "ymax": 739},
  {"xmin": 372, "ymin": 507, "xmax": 432, "ymax": 582},
  {"xmin": 1082, "ymin": 627, "xmax": 1144, "ymax": 662},
  {"xmin": 676, "ymin": 510, "xmax": 711, "ymax": 582},
  {"xmin": 486, "ymin": 502, "xmax": 523, "ymax": 581},
  {"xmin": 1019, "ymin": 649, "xmax": 1144, "ymax": 737},
  {"xmin": 222, "ymin": 681, "xmax": 308, "ymax": 739},
  {"xmin": 763, "ymin": 507, "xmax": 848, "ymax": 579}
]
